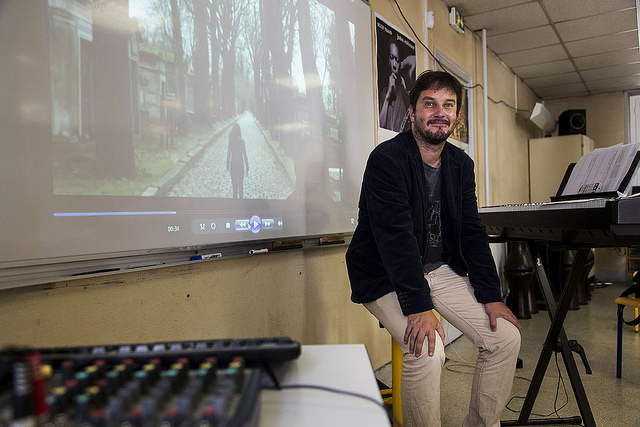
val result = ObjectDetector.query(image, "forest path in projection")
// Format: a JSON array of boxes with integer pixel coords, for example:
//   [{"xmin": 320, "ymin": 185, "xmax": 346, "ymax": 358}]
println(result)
[{"xmin": 167, "ymin": 111, "xmax": 294, "ymax": 199}]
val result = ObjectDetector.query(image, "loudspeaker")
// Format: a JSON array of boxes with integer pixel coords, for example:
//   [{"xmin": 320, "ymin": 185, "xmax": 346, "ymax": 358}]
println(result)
[
  {"xmin": 558, "ymin": 109, "xmax": 586, "ymax": 135},
  {"xmin": 529, "ymin": 102, "xmax": 557, "ymax": 133}
]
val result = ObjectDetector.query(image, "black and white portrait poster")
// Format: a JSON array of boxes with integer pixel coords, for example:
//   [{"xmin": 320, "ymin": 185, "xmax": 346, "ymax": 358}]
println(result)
[
  {"xmin": 449, "ymin": 87, "xmax": 469, "ymax": 145},
  {"xmin": 375, "ymin": 15, "xmax": 416, "ymax": 134}
]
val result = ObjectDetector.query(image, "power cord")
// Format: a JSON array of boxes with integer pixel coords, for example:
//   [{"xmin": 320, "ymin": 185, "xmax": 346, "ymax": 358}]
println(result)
[
  {"xmin": 504, "ymin": 352, "xmax": 573, "ymax": 423},
  {"xmin": 261, "ymin": 361, "xmax": 402, "ymax": 426},
  {"xmin": 278, "ymin": 384, "xmax": 402, "ymax": 427}
]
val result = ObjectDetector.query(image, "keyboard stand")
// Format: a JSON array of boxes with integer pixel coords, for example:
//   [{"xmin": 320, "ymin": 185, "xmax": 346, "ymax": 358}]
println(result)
[{"xmin": 501, "ymin": 244, "xmax": 595, "ymax": 426}]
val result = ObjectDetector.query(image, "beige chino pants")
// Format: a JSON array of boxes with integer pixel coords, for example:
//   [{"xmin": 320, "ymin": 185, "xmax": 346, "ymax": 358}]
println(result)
[{"xmin": 364, "ymin": 265, "xmax": 521, "ymax": 427}]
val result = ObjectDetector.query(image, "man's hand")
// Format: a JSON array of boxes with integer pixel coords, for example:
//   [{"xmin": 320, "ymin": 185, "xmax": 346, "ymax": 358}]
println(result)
[
  {"xmin": 404, "ymin": 310, "xmax": 445, "ymax": 357},
  {"xmin": 388, "ymin": 73, "xmax": 397, "ymax": 92},
  {"xmin": 385, "ymin": 73, "xmax": 398, "ymax": 102},
  {"xmin": 485, "ymin": 302, "xmax": 522, "ymax": 334}
]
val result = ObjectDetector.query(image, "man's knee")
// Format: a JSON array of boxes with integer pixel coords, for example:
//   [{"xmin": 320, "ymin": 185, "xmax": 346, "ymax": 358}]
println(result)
[
  {"xmin": 402, "ymin": 337, "xmax": 446, "ymax": 370},
  {"xmin": 496, "ymin": 318, "xmax": 521, "ymax": 355}
]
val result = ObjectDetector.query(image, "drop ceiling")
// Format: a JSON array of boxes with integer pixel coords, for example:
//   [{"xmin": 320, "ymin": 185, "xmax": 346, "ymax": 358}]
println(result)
[{"xmin": 440, "ymin": 0, "xmax": 640, "ymax": 100}]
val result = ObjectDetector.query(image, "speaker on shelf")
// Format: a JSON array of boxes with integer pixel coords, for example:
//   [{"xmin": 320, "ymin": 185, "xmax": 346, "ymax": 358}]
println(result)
[{"xmin": 558, "ymin": 109, "xmax": 586, "ymax": 135}]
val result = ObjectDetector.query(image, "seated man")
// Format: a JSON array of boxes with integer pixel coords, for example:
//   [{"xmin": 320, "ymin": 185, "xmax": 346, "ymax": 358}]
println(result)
[{"xmin": 346, "ymin": 70, "xmax": 521, "ymax": 427}]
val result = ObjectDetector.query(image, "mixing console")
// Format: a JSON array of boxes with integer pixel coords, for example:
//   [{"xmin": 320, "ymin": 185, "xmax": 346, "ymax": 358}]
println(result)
[{"xmin": 0, "ymin": 337, "xmax": 301, "ymax": 426}]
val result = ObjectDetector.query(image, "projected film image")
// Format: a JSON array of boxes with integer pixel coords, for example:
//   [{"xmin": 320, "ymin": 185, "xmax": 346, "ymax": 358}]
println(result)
[
  {"xmin": 0, "ymin": 0, "xmax": 375, "ymax": 268},
  {"xmin": 51, "ymin": 0, "xmax": 358, "ymax": 204}
]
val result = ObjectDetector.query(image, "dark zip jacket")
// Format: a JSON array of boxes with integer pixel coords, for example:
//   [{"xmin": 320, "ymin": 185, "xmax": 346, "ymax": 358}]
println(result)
[{"xmin": 346, "ymin": 130, "xmax": 502, "ymax": 315}]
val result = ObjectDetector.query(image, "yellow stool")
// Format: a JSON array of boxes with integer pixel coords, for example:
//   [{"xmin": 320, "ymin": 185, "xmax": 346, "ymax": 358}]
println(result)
[
  {"xmin": 615, "ymin": 270, "xmax": 640, "ymax": 378},
  {"xmin": 380, "ymin": 338, "xmax": 403, "ymax": 425}
]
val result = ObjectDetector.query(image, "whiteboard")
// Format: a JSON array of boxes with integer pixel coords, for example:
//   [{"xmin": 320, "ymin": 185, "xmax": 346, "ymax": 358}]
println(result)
[{"xmin": 0, "ymin": 0, "xmax": 376, "ymax": 287}]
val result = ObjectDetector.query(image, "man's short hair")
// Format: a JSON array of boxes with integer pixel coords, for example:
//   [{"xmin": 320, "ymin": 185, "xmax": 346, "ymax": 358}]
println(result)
[{"xmin": 409, "ymin": 70, "xmax": 463, "ymax": 116}]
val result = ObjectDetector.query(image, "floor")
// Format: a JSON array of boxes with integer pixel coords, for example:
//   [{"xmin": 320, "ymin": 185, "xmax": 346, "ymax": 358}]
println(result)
[{"xmin": 375, "ymin": 280, "xmax": 640, "ymax": 427}]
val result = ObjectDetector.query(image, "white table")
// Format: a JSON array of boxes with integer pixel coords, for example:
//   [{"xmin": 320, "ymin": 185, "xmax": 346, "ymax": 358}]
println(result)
[{"xmin": 259, "ymin": 344, "xmax": 391, "ymax": 426}]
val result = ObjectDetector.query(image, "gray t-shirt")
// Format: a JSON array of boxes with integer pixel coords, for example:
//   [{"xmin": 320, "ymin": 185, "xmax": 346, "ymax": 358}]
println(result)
[{"xmin": 422, "ymin": 161, "xmax": 444, "ymax": 273}]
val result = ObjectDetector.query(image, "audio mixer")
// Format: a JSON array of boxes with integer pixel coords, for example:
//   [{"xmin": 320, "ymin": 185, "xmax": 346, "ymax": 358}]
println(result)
[{"xmin": 0, "ymin": 337, "xmax": 301, "ymax": 426}]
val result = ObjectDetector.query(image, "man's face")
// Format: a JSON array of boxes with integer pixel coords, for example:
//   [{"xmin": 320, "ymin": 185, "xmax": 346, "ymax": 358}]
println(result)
[
  {"xmin": 389, "ymin": 43, "xmax": 400, "ymax": 75},
  {"xmin": 410, "ymin": 87, "xmax": 458, "ymax": 145}
]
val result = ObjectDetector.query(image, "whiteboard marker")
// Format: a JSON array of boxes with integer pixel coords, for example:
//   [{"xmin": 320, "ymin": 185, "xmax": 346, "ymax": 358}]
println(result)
[
  {"xmin": 248, "ymin": 248, "xmax": 271, "ymax": 255},
  {"xmin": 190, "ymin": 253, "xmax": 222, "ymax": 260}
]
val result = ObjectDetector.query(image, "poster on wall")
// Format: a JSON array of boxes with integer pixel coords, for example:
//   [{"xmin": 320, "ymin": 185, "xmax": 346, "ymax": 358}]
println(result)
[
  {"xmin": 449, "ymin": 86, "xmax": 469, "ymax": 146},
  {"xmin": 375, "ymin": 15, "xmax": 416, "ymax": 134}
]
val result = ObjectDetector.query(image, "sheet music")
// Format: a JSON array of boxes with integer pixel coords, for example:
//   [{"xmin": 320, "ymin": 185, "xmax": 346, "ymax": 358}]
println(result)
[{"xmin": 561, "ymin": 143, "xmax": 640, "ymax": 197}]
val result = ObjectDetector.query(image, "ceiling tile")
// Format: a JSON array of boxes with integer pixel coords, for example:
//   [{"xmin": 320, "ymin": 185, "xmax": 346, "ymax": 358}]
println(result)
[
  {"xmin": 524, "ymin": 72, "xmax": 583, "ymax": 89},
  {"xmin": 499, "ymin": 44, "xmax": 568, "ymax": 68},
  {"xmin": 555, "ymin": 9, "xmax": 638, "ymax": 42},
  {"xmin": 440, "ymin": 0, "xmax": 531, "ymax": 17},
  {"xmin": 580, "ymin": 62, "xmax": 640, "ymax": 81},
  {"xmin": 534, "ymin": 83, "xmax": 590, "ymax": 99},
  {"xmin": 542, "ymin": 0, "xmax": 635, "ymax": 22},
  {"xmin": 564, "ymin": 30, "xmax": 639, "ymax": 57},
  {"xmin": 586, "ymin": 74, "xmax": 640, "ymax": 91},
  {"xmin": 464, "ymin": 2, "xmax": 548, "ymax": 36},
  {"xmin": 439, "ymin": 0, "xmax": 640, "ymax": 99},
  {"xmin": 488, "ymin": 25, "xmax": 560, "ymax": 54},
  {"xmin": 573, "ymin": 48, "xmax": 640, "ymax": 70},
  {"xmin": 512, "ymin": 59, "xmax": 575, "ymax": 79}
]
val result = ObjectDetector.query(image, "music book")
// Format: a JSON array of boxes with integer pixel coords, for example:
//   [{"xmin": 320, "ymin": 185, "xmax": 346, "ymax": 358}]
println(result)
[{"xmin": 552, "ymin": 143, "xmax": 640, "ymax": 201}]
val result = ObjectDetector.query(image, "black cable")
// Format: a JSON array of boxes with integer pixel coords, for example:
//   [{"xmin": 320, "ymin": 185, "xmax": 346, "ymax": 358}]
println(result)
[
  {"xmin": 390, "ymin": 0, "xmax": 446, "ymax": 72},
  {"xmin": 260, "ymin": 362, "xmax": 402, "ymax": 426},
  {"xmin": 552, "ymin": 352, "xmax": 571, "ymax": 419},
  {"xmin": 264, "ymin": 383, "xmax": 402, "ymax": 427},
  {"xmin": 390, "ymin": 0, "xmax": 530, "ymax": 114},
  {"xmin": 280, "ymin": 383, "xmax": 385, "ymax": 407},
  {"xmin": 504, "ymin": 352, "xmax": 575, "ymax": 423}
]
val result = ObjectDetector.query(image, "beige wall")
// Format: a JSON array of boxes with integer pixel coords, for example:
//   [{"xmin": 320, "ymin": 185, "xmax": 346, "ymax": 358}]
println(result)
[
  {"xmin": 0, "ymin": 0, "xmax": 629, "ymax": 370},
  {"xmin": 0, "ymin": 246, "xmax": 392, "ymax": 368},
  {"xmin": 545, "ymin": 92, "xmax": 626, "ymax": 149}
]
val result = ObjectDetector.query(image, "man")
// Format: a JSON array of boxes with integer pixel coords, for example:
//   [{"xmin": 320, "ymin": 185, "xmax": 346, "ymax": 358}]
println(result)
[
  {"xmin": 346, "ymin": 70, "xmax": 521, "ymax": 427},
  {"xmin": 379, "ymin": 40, "xmax": 410, "ymax": 132}
]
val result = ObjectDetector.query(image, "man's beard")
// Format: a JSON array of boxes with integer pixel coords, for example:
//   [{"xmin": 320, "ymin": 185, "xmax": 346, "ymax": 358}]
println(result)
[{"xmin": 414, "ymin": 120, "xmax": 454, "ymax": 145}]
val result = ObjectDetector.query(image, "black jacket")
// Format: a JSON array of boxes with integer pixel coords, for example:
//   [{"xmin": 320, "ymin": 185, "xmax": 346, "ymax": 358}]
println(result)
[{"xmin": 346, "ymin": 131, "xmax": 502, "ymax": 315}]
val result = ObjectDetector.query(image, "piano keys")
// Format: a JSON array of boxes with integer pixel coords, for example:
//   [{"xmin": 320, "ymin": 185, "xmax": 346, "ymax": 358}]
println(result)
[{"xmin": 478, "ymin": 197, "xmax": 640, "ymax": 247}]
